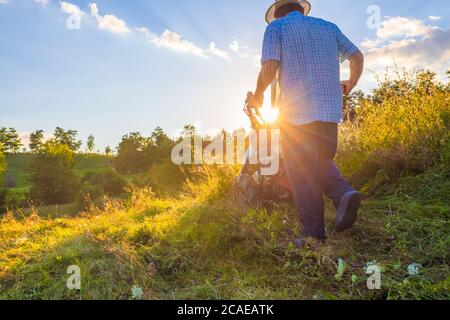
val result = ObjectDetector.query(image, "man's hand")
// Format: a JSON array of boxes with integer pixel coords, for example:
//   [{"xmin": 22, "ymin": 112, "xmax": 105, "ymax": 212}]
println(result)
[
  {"xmin": 342, "ymin": 51, "xmax": 364, "ymax": 96},
  {"xmin": 246, "ymin": 91, "xmax": 264, "ymax": 108},
  {"xmin": 340, "ymin": 80, "xmax": 357, "ymax": 96}
]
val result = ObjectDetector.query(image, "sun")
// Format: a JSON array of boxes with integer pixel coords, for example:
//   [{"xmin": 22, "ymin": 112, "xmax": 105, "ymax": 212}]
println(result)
[{"xmin": 259, "ymin": 100, "xmax": 279, "ymax": 123}]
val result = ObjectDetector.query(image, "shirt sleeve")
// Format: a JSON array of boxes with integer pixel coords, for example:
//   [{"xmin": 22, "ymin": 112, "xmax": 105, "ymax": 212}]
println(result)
[
  {"xmin": 336, "ymin": 27, "xmax": 359, "ymax": 63},
  {"xmin": 261, "ymin": 22, "xmax": 282, "ymax": 64}
]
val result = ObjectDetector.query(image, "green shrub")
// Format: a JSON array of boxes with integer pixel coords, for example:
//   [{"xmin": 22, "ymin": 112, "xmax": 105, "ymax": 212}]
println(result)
[
  {"xmin": 29, "ymin": 141, "xmax": 80, "ymax": 205},
  {"xmin": 81, "ymin": 169, "xmax": 128, "ymax": 197},
  {"xmin": 75, "ymin": 170, "xmax": 129, "ymax": 211},
  {"xmin": 337, "ymin": 71, "xmax": 450, "ymax": 190},
  {"xmin": 75, "ymin": 182, "xmax": 105, "ymax": 211}
]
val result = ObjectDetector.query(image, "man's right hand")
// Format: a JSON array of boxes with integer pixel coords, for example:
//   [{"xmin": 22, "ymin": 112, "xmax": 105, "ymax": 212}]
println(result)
[
  {"xmin": 246, "ymin": 91, "xmax": 264, "ymax": 108},
  {"xmin": 341, "ymin": 80, "xmax": 357, "ymax": 96}
]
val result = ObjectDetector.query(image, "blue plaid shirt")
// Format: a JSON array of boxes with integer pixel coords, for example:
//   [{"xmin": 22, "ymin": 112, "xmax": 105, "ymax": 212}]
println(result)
[{"xmin": 262, "ymin": 12, "xmax": 359, "ymax": 125}]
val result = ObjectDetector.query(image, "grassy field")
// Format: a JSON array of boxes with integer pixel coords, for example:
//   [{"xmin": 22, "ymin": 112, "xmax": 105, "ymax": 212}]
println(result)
[
  {"xmin": 4, "ymin": 153, "xmax": 113, "ymax": 195},
  {"xmin": 0, "ymin": 166, "xmax": 448, "ymax": 300}
]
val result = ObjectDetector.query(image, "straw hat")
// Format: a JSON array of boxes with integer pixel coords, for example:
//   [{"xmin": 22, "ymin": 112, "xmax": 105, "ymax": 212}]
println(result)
[{"xmin": 265, "ymin": 0, "xmax": 312, "ymax": 23}]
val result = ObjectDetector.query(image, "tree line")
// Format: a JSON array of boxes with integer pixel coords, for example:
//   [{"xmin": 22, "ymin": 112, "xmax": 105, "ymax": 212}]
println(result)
[{"xmin": 0, "ymin": 125, "xmax": 196, "ymax": 212}]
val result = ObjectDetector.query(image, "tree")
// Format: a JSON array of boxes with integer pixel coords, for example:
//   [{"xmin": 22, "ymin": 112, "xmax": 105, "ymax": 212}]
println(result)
[
  {"xmin": 343, "ymin": 90, "xmax": 365, "ymax": 122},
  {"xmin": 147, "ymin": 127, "xmax": 174, "ymax": 164},
  {"xmin": 54, "ymin": 127, "xmax": 82, "ymax": 152},
  {"xmin": 0, "ymin": 127, "xmax": 22, "ymax": 153},
  {"xmin": 182, "ymin": 124, "xmax": 197, "ymax": 138},
  {"xmin": 447, "ymin": 70, "xmax": 450, "ymax": 79},
  {"xmin": 29, "ymin": 141, "xmax": 80, "ymax": 205},
  {"xmin": 87, "ymin": 134, "xmax": 95, "ymax": 154},
  {"xmin": 104, "ymin": 146, "xmax": 112, "ymax": 156},
  {"xmin": 29, "ymin": 130, "xmax": 45, "ymax": 152},
  {"xmin": 113, "ymin": 132, "xmax": 149, "ymax": 174}
]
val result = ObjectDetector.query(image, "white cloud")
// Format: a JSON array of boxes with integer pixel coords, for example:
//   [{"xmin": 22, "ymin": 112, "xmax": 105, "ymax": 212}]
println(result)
[
  {"xmin": 359, "ymin": 16, "xmax": 450, "ymax": 85},
  {"xmin": 428, "ymin": 15, "xmax": 442, "ymax": 21},
  {"xmin": 137, "ymin": 27, "xmax": 208, "ymax": 58},
  {"xmin": 59, "ymin": 1, "xmax": 83, "ymax": 16},
  {"xmin": 0, "ymin": 0, "xmax": 9, "ymax": 4},
  {"xmin": 88, "ymin": 2, "xmax": 130, "ymax": 35},
  {"xmin": 229, "ymin": 40, "xmax": 240, "ymax": 53},
  {"xmin": 208, "ymin": 42, "xmax": 230, "ymax": 60},
  {"xmin": 361, "ymin": 38, "xmax": 384, "ymax": 50},
  {"xmin": 364, "ymin": 28, "xmax": 450, "ymax": 80},
  {"xmin": 376, "ymin": 16, "xmax": 439, "ymax": 39},
  {"xmin": 35, "ymin": 0, "xmax": 50, "ymax": 5}
]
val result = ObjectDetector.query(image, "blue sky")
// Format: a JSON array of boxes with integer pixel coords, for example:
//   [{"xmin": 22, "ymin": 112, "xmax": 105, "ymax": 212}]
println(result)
[{"xmin": 0, "ymin": 0, "xmax": 449, "ymax": 151}]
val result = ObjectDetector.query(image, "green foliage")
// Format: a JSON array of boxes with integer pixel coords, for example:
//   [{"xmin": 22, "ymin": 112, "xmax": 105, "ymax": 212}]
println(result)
[
  {"xmin": 29, "ymin": 141, "xmax": 80, "ymax": 205},
  {"xmin": 86, "ymin": 134, "xmax": 95, "ymax": 154},
  {"xmin": 4, "ymin": 153, "xmax": 112, "ymax": 198},
  {"xmin": 114, "ymin": 132, "xmax": 149, "ymax": 174},
  {"xmin": 82, "ymin": 169, "xmax": 128, "ymax": 197},
  {"xmin": 148, "ymin": 160, "xmax": 187, "ymax": 196},
  {"xmin": 74, "ymin": 182, "xmax": 105, "ymax": 211},
  {"xmin": 29, "ymin": 130, "xmax": 45, "ymax": 152},
  {"xmin": 113, "ymin": 128, "xmax": 175, "ymax": 174},
  {"xmin": 104, "ymin": 146, "xmax": 112, "ymax": 156},
  {"xmin": 337, "ymin": 70, "xmax": 450, "ymax": 190},
  {"xmin": 75, "ymin": 169, "xmax": 129, "ymax": 210},
  {"xmin": 0, "ymin": 127, "xmax": 22, "ymax": 153},
  {"xmin": 53, "ymin": 127, "xmax": 82, "ymax": 152}
]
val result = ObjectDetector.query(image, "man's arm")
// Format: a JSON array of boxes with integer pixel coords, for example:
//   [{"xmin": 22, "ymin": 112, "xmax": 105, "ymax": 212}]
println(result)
[
  {"xmin": 341, "ymin": 50, "xmax": 364, "ymax": 96},
  {"xmin": 248, "ymin": 60, "xmax": 279, "ymax": 107}
]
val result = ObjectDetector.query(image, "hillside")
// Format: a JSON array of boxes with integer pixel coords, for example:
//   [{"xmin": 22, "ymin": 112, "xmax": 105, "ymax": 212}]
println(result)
[
  {"xmin": 0, "ymin": 165, "xmax": 448, "ymax": 299},
  {"xmin": 4, "ymin": 154, "xmax": 113, "ymax": 195}
]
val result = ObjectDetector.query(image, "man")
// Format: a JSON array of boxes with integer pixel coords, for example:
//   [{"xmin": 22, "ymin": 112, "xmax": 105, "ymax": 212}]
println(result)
[{"xmin": 248, "ymin": 0, "xmax": 364, "ymax": 247}]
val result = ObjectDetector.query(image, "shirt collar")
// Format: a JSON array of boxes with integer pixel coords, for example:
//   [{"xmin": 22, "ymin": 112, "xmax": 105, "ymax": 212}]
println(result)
[{"xmin": 288, "ymin": 11, "xmax": 304, "ymax": 18}]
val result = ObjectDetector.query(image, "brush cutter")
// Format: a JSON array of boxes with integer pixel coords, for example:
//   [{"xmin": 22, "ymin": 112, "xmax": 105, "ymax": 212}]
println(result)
[{"xmin": 233, "ymin": 92, "xmax": 292, "ymax": 205}]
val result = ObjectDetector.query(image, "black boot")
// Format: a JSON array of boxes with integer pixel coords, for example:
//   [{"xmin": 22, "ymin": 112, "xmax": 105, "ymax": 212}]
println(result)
[{"xmin": 335, "ymin": 191, "xmax": 362, "ymax": 232}]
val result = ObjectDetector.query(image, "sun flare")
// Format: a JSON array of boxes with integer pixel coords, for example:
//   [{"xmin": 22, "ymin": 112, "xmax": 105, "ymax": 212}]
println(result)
[{"xmin": 259, "ymin": 101, "xmax": 279, "ymax": 123}]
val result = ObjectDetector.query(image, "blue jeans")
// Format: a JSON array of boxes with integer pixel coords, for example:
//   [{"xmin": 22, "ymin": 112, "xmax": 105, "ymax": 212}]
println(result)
[{"xmin": 281, "ymin": 121, "xmax": 354, "ymax": 239}]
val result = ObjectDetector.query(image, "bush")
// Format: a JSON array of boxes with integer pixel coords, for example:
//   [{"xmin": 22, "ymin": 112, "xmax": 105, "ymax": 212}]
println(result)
[
  {"xmin": 75, "ymin": 170, "xmax": 129, "ymax": 211},
  {"xmin": 29, "ymin": 141, "xmax": 80, "ymax": 205},
  {"xmin": 149, "ymin": 159, "xmax": 191, "ymax": 196},
  {"xmin": 81, "ymin": 169, "xmax": 128, "ymax": 197},
  {"xmin": 75, "ymin": 182, "xmax": 105, "ymax": 211},
  {"xmin": 337, "ymin": 71, "xmax": 450, "ymax": 190}
]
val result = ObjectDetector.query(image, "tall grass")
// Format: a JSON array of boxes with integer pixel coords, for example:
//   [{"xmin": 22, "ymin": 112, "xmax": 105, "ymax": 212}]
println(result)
[{"xmin": 337, "ymin": 70, "xmax": 449, "ymax": 191}]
